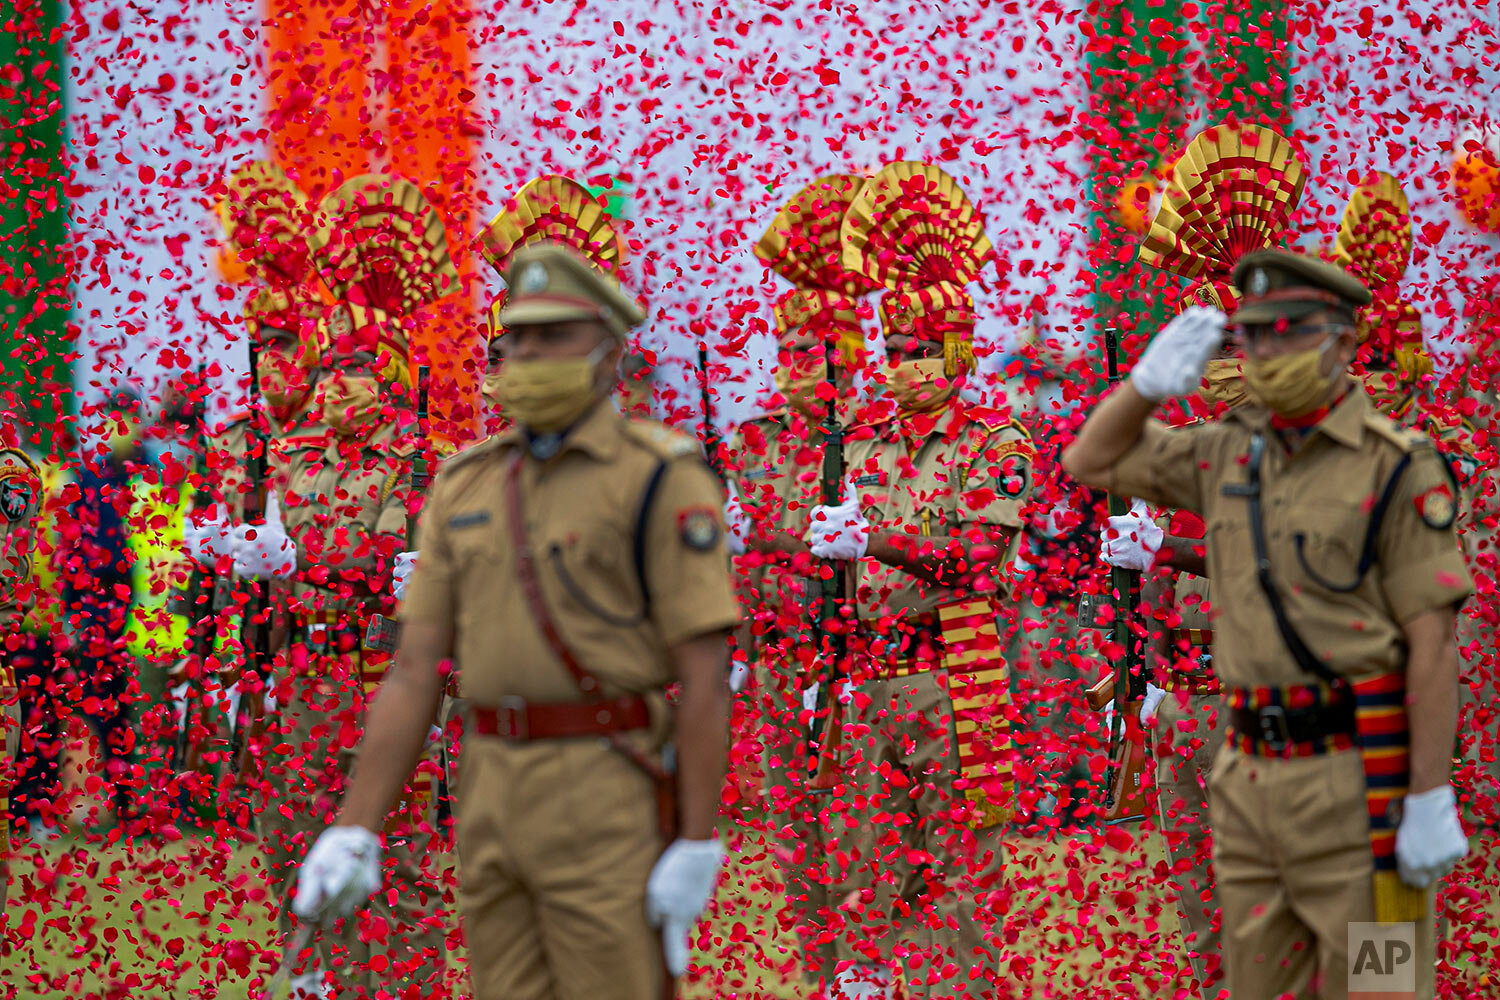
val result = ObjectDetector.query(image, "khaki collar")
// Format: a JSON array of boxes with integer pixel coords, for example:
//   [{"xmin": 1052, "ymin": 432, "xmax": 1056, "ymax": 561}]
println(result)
[
  {"xmin": 497, "ymin": 400, "xmax": 622, "ymax": 462},
  {"xmin": 1230, "ymin": 382, "xmax": 1367, "ymax": 450}
]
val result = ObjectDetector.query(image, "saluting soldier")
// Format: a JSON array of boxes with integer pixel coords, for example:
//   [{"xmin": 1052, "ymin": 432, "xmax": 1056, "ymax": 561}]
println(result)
[
  {"xmin": 0, "ymin": 427, "xmax": 43, "ymax": 915},
  {"xmin": 1064, "ymin": 250, "xmax": 1473, "ymax": 1000},
  {"xmin": 235, "ymin": 174, "xmax": 457, "ymax": 999},
  {"xmin": 806, "ymin": 162, "xmax": 1033, "ymax": 999},
  {"xmin": 723, "ymin": 173, "xmax": 875, "ymax": 986},
  {"xmin": 291, "ymin": 239, "xmax": 739, "ymax": 1000},
  {"xmin": 1094, "ymin": 126, "xmax": 1308, "ymax": 994}
]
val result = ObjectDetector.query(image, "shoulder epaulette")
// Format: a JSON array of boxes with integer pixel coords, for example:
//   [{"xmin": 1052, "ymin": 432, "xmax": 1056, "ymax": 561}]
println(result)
[
  {"xmin": 623, "ymin": 419, "xmax": 700, "ymax": 460},
  {"xmin": 391, "ymin": 438, "xmax": 418, "ymax": 459},
  {"xmin": 1362, "ymin": 410, "xmax": 1427, "ymax": 453},
  {"xmin": 439, "ymin": 434, "xmax": 503, "ymax": 475}
]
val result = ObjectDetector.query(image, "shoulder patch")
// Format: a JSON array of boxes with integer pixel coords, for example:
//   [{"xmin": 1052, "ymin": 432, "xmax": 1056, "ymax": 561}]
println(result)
[
  {"xmin": 1414, "ymin": 481, "xmax": 1457, "ymax": 530},
  {"xmin": 623, "ymin": 419, "xmax": 699, "ymax": 460}
]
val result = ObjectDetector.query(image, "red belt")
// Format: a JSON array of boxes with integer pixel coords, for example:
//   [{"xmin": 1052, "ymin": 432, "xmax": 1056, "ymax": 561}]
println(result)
[{"xmin": 473, "ymin": 694, "xmax": 651, "ymax": 742}]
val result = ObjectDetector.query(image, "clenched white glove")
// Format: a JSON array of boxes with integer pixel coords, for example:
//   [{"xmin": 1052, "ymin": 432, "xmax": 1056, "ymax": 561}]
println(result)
[
  {"xmin": 393, "ymin": 551, "xmax": 417, "ymax": 600},
  {"xmin": 728, "ymin": 660, "xmax": 749, "ymax": 693},
  {"xmin": 1395, "ymin": 785, "xmax": 1469, "ymax": 889},
  {"xmin": 1139, "ymin": 683, "xmax": 1167, "ymax": 727},
  {"xmin": 1129, "ymin": 306, "xmax": 1226, "ymax": 403},
  {"xmin": 183, "ymin": 511, "xmax": 234, "ymax": 565},
  {"xmin": 1099, "ymin": 499, "xmax": 1164, "ymax": 571},
  {"xmin": 805, "ymin": 478, "xmax": 870, "ymax": 561},
  {"xmin": 293, "ymin": 825, "xmax": 383, "ymax": 923},
  {"xmin": 232, "ymin": 491, "xmax": 296, "ymax": 580},
  {"xmin": 723, "ymin": 481, "xmax": 750, "ymax": 556},
  {"xmin": 646, "ymin": 838, "xmax": 726, "ymax": 977}
]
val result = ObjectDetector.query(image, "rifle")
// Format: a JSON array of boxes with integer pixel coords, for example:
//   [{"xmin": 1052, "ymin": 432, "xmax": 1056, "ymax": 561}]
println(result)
[
  {"xmin": 697, "ymin": 343, "xmax": 724, "ymax": 483},
  {"xmin": 232, "ymin": 337, "xmax": 273, "ymax": 785},
  {"xmin": 1100, "ymin": 325, "xmax": 1149, "ymax": 822},
  {"xmin": 364, "ymin": 365, "xmax": 429, "ymax": 654},
  {"xmin": 170, "ymin": 375, "xmax": 217, "ymax": 778},
  {"xmin": 808, "ymin": 345, "xmax": 847, "ymax": 791}
]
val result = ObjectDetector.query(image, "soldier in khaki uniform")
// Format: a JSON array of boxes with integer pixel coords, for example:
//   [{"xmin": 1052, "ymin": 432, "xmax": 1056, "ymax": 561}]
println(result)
[
  {"xmin": 1065, "ymin": 250, "xmax": 1473, "ymax": 1000},
  {"xmin": 292, "ymin": 240, "xmax": 739, "ymax": 1000},
  {"xmin": 234, "ymin": 175, "xmax": 456, "ymax": 999},
  {"xmin": 0, "ymin": 432, "xmax": 43, "ymax": 915},
  {"xmin": 805, "ymin": 162, "xmax": 1033, "ymax": 999},
  {"xmin": 721, "ymin": 173, "xmax": 874, "ymax": 985}
]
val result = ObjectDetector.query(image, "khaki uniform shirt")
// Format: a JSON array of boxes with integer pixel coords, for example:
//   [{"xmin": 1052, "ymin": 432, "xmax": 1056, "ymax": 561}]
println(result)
[
  {"xmin": 282, "ymin": 422, "xmax": 409, "ymax": 616},
  {"xmin": 843, "ymin": 398, "xmax": 1034, "ymax": 622},
  {"xmin": 1112, "ymin": 389, "xmax": 1473, "ymax": 689},
  {"xmin": 726, "ymin": 409, "xmax": 826, "ymax": 616},
  {"xmin": 401, "ymin": 403, "xmax": 740, "ymax": 708}
]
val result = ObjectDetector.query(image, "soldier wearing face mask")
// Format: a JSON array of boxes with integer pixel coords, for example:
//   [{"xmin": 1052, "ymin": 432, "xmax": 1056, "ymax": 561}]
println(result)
[
  {"xmin": 239, "ymin": 174, "xmax": 457, "ymax": 1000},
  {"xmin": 806, "ymin": 162, "xmax": 1034, "ymax": 1000},
  {"xmin": 720, "ymin": 174, "xmax": 875, "ymax": 988},
  {"xmin": 1066, "ymin": 249, "xmax": 1472, "ymax": 1000},
  {"xmin": 294, "ymin": 239, "xmax": 739, "ymax": 1000}
]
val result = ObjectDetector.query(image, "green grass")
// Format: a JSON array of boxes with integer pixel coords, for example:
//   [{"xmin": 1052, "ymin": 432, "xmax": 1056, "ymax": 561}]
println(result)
[{"xmin": 3, "ymin": 825, "xmax": 1497, "ymax": 999}]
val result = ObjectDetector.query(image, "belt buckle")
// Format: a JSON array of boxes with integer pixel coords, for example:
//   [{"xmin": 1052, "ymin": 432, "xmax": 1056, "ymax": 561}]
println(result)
[
  {"xmin": 1258, "ymin": 705, "xmax": 1291, "ymax": 752},
  {"xmin": 497, "ymin": 695, "xmax": 527, "ymax": 741}
]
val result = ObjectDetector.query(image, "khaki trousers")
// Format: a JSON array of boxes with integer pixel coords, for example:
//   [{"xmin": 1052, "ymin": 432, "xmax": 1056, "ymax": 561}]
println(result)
[
  {"xmin": 457, "ymin": 733, "xmax": 664, "ymax": 1000},
  {"xmin": 833, "ymin": 671, "xmax": 1006, "ymax": 999},
  {"xmin": 1005, "ymin": 600, "xmax": 1092, "ymax": 818},
  {"xmin": 1153, "ymin": 691, "xmax": 1225, "ymax": 995},
  {"xmin": 259, "ymin": 648, "xmax": 447, "ymax": 996},
  {"xmin": 1209, "ymin": 745, "xmax": 1435, "ymax": 1000}
]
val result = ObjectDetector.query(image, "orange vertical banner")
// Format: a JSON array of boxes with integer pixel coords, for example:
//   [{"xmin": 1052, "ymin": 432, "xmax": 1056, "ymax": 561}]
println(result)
[
  {"xmin": 264, "ymin": 0, "xmax": 373, "ymax": 201},
  {"xmin": 385, "ymin": 0, "xmax": 481, "ymax": 445}
]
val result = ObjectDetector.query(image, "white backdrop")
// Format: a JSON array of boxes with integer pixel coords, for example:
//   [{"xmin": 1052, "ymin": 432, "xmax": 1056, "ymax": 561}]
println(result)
[{"xmin": 63, "ymin": 0, "xmax": 1499, "ymax": 438}]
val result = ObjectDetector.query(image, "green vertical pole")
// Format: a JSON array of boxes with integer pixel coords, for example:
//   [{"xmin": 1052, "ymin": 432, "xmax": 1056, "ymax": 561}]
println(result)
[{"xmin": 0, "ymin": 0, "xmax": 69, "ymax": 460}]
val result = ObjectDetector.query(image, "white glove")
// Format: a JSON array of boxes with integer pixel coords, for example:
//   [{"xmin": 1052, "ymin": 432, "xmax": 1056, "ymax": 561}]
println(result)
[
  {"xmin": 393, "ymin": 551, "xmax": 417, "ymax": 600},
  {"xmin": 723, "ymin": 481, "xmax": 750, "ymax": 556},
  {"xmin": 645, "ymin": 838, "xmax": 726, "ymax": 977},
  {"xmin": 1139, "ymin": 683, "xmax": 1167, "ymax": 727},
  {"xmin": 834, "ymin": 961, "xmax": 894, "ymax": 999},
  {"xmin": 1099, "ymin": 499, "xmax": 1164, "ymax": 571},
  {"xmin": 1395, "ymin": 785, "xmax": 1469, "ymax": 888},
  {"xmin": 293, "ymin": 825, "xmax": 383, "ymax": 923},
  {"xmin": 232, "ymin": 490, "xmax": 296, "ymax": 580},
  {"xmin": 183, "ymin": 511, "xmax": 234, "ymax": 565},
  {"xmin": 728, "ymin": 660, "xmax": 749, "ymax": 693},
  {"xmin": 1128, "ymin": 306, "xmax": 1226, "ymax": 402},
  {"xmin": 805, "ymin": 477, "xmax": 870, "ymax": 561}
]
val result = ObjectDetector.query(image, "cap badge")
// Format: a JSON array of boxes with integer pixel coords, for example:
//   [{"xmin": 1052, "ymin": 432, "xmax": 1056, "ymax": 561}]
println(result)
[
  {"xmin": 1248, "ymin": 268, "xmax": 1269, "ymax": 297},
  {"xmin": 519, "ymin": 262, "xmax": 549, "ymax": 295}
]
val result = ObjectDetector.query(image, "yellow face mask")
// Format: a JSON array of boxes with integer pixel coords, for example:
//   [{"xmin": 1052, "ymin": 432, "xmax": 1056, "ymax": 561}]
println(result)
[
  {"xmin": 773, "ymin": 362, "xmax": 824, "ymax": 416},
  {"xmin": 318, "ymin": 373, "xmax": 383, "ymax": 437},
  {"xmin": 1199, "ymin": 358, "xmax": 1250, "ymax": 409},
  {"xmin": 1243, "ymin": 337, "xmax": 1338, "ymax": 418},
  {"xmin": 494, "ymin": 343, "xmax": 610, "ymax": 434},
  {"xmin": 886, "ymin": 357, "xmax": 956, "ymax": 413},
  {"xmin": 257, "ymin": 348, "xmax": 311, "ymax": 418}
]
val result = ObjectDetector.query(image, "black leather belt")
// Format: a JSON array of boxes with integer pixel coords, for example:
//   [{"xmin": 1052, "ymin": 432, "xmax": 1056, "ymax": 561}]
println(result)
[{"xmin": 1229, "ymin": 696, "xmax": 1355, "ymax": 753}]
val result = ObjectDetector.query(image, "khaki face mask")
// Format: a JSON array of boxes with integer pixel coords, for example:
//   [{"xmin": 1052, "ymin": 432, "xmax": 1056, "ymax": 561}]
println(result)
[
  {"xmin": 773, "ymin": 361, "xmax": 824, "ymax": 415},
  {"xmin": 886, "ymin": 357, "xmax": 956, "ymax": 413},
  {"xmin": 481, "ymin": 370, "xmax": 504, "ymax": 414},
  {"xmin": 258, "ymin": 348, "xmax": 311, "ymax": 418},
  {"xmin": 318, "ymin": 373, "xmax": 383, "ymax": 437},
  {"xmin": 1243, "ymin": 335, "xmax": 1339, "ymax": 418},
  {"xmin": 494, "ymin": 342, "xmax": 611, "ymax": 434},
  {"xmin": 1199, "ymin": 358, "xmax": 1250, "ymax": 409}
]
